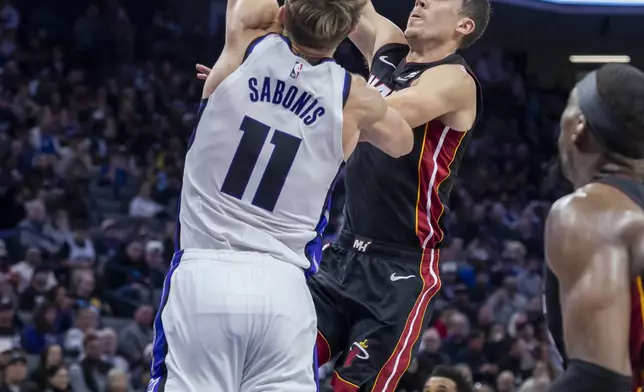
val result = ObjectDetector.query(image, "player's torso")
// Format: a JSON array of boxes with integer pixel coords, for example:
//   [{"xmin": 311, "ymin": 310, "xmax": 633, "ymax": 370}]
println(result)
[
  {"xmin": 546, "ymin": 176, "xmax": 644, "ymax": 391},
  {"xmin": 344, "ymin": 44, "xmax": 481, "ymax": 249},
  {"xmin": 179, "ymin": 34, "xmax": 348, "ymax": 272}
]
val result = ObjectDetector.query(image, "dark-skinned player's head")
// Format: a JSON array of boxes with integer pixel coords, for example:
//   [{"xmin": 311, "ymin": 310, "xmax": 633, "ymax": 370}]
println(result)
[
  {"xmin": 423, "ymin": 365, "xmax": 473, "ymax": 392},
  {"xmin": 404, "ymin": 0, "xmax": 490, "ymax": 49},
  {"xmin": 559, "ymin": 64, "xmax": 644, "ymax": 187},
  {"xmin": 280, "ymin": 0, "xmax": 367, "ymax": 55}
]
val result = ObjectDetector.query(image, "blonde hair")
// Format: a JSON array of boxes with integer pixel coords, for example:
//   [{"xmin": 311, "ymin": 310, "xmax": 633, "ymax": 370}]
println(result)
[{"xmin": 283, "ymin": 0, "xmax": 368, "ymax": 51}]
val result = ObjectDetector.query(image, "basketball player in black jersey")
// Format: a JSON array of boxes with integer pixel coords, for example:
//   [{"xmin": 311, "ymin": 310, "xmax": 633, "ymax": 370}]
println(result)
[
  {"xmin": 310, "ymin": 1, "xmax": 489, "ymax": 391},
  {"xmin": 545, "ymin": 64, "xmax": 644, "ymax": 392}
]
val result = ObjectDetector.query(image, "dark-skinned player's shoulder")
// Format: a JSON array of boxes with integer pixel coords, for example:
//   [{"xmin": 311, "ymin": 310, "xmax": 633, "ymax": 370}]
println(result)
[{"xmin": 547, "ymin": 182, "xmax": 644, "ymax": 267}]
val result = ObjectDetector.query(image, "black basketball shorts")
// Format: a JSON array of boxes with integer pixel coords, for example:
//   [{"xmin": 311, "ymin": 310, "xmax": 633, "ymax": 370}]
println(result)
[{"xmin": 308, "ymin": 231, "xmax": 441, "ymax": 392}]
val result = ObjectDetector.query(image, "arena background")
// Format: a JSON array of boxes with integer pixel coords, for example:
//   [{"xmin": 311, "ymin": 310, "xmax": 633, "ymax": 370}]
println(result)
[{"xmin": 0, "ymin": 0, "xmax": 639, "ymax": 391}]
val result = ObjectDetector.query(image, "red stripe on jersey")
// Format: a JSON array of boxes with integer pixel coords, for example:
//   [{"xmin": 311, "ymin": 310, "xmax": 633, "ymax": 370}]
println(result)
[{"xmin": 415, "ymin": 121, "xmax": 465, "ymax": 248}]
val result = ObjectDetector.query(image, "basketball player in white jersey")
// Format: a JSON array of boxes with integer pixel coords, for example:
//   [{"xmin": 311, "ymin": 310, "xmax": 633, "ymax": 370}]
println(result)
[{"xmin": 147, "ymin": 0, "xmax": 413, "ymax": 390}]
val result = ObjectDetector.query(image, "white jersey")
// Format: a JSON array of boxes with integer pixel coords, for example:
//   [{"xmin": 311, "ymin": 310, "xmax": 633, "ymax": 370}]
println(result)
[{"xmin": 178, "ymin": 34, "xmax": 350, "ymax": 273}]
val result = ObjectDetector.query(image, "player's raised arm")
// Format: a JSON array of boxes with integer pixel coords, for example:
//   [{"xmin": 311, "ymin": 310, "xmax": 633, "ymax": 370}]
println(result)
[
  {"xmin": 545, "ymin": 190, "xmax": 632, "ymax": 391},
  {"xmin": 344, "ymin": 75, "xmax": 413, "ymax": 158},
  {"xmin": 202, "ymin": 0, "xmax": 281, "ymax": 98},
  {"xmin": 349, "ymin": 1, "xmax": 406, "ymax": 68},
  {"xmin": 385, "ymin": 64, "xmax": 477, "ymax": 129},
  {"xmin": 225, "ymin": 0, "xmax": 280, "ymax": 41}
]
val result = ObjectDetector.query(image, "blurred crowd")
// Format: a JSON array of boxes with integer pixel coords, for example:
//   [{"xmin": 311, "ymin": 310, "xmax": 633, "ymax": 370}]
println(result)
[{"xmin": 0, "ymin": 0, "xmax": 571, "ymax": 391}]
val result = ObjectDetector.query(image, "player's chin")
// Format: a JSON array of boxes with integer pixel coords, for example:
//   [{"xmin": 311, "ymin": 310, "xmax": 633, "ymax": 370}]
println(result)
[{"xmin": 403, "ymin": 27, "xmax": 419, "ymax": 40}]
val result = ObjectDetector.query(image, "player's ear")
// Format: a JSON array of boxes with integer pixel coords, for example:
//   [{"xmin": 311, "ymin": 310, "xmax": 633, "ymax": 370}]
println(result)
[
  {"xmin": 455, "ymin": 17, "xmax": 475, "ymax": 37},
  {"xmin": 571, "ymin": 112, "xmax": 588, "ymax": 145},
  {"xmin": 277, "ymin": 6, "xmax": 286, "ymax": 24}
]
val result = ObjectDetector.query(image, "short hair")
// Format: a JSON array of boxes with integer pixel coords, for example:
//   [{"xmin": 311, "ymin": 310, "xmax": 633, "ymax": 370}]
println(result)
[
  {"xmin": 459, "ymin": 0, "xmax": 491, "ymax": 48},
  {"xmin": 283, "ymin": 0, "xmax": 368, "ymax": 51},
  {"xmin": 596, "ymin": 64, "xmax": 644, "ymax": 157},
  {"xmin": 431, "ymin": 365, "xmax": 473, "ymax": 392}
]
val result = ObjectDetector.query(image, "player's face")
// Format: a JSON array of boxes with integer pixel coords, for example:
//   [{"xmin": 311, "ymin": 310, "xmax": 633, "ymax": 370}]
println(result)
[
  {"xmin": 423, "ymin": 376, "xmax": 457, "ymax": 392},
  {"xmin": 558, "ymin": 87, "xmax": 587, "ymax": 183},
  {"xmin": 405, "ymin": 0, "xmax": 474, "ymax": 44}
]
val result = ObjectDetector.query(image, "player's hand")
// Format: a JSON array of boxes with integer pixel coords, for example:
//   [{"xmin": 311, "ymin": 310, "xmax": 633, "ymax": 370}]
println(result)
[{"xmin": 196, "ymin": 64, "xmax": 212, "ymax": 80}]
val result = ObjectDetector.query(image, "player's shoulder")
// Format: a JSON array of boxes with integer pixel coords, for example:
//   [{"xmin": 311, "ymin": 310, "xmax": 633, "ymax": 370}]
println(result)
[{"xmin": 548, "ymin": 182, "xmax": 644, "ymax": 241}]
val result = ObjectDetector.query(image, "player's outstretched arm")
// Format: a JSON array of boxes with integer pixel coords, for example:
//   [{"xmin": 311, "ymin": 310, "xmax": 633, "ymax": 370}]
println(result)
[
  {"xmin": 345, "ymin": 75, "xmax": 413, "ymax": 158},
  {"xmin": 349, "ymin": 1, "xmax": 406, "ymax": 69},
  {"xmin": 545, "ymin": 190, "xmax": 632, "ymax": 379},
  {"xmin": 385, "ymin": 64, "xmax": 476, "ymax": 130}
]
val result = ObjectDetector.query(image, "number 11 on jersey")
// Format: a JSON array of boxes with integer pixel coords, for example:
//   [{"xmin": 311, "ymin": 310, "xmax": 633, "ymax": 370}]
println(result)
[{"xmin": 221, "ymin": 115, "xmax": 302, "ymax": 212}]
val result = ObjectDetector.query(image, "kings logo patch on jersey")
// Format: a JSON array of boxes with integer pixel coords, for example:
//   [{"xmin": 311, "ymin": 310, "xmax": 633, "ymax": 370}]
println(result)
[{"xmin": 290, "ymin": 61, "xmax": 304, "ymax": 79}]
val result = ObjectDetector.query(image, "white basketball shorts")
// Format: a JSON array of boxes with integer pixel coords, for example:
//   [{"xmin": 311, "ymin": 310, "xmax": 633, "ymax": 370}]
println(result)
[{"xmin": 147, "ymin": 248, "xmax": 318, "ymax": 392}]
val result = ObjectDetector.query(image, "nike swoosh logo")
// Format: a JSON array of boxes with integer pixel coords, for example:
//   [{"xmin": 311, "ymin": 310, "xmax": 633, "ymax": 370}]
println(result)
[
  {"xmin": 379, "ymin": 56, "xmax": 397, "ymax": 69},
  {"xmin": 390, "ymin": 273, "xmax": 416, "ymax": 282}
]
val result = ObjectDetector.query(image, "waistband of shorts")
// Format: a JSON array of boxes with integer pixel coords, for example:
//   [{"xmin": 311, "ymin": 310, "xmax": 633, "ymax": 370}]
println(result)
[
  {"xmin": 336, "ymin": 230, "xmax": 438, "ymax": 261},
  {"xmin": 172, "ymin": 248, "xmax": 286, "ymax": 266}
]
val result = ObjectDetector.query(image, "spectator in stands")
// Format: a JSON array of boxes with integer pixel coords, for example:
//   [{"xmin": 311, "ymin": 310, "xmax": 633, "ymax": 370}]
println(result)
[
  {"xmin": 453, "ymin": 284, "xmax": 477, "ymax": 322},
  {"xmin": 416, "ymin": 328, "xmax": 450, "ymax": 383},
  {"xmin": 105, "ymin": 368, "xmax": 129, "ymax": 392},
  {"xmin": 129, "ymin": 182, "xmax": 164, "ymax": 218},
  {"xmin": 68, "ymin": 332, "xmax": 112, "ymax": 392},
  {"xmin": 496, "ymin": 370, "xmax": 517, "ymax": 392},
  {"xmin": 0, "ymin": 297, "xmax": 19, "ymax": 348},
  {"xmin": 476, "ymin": 384, "xmax": 495, "ymax": 392},
  {"xmin": 47, "ymin": 286, "xmax": 73, "ymax": 332},
  {"xmin": 440, "ymin": 262, "xmax": 459, "ymax": 301},
  {"xmin": 63, "ymin": 307, "xmax": 98, "ymax": 356},
  {"xmin": 458, "ymin": 330, "xmax": 497, "ymax": 382},
  {"xmin": 442, "ymin": 312, "xmax": 470, "ymax": 363},
  {"xmin": 130, "ymin": 343, "xmax": 151, "ymax": 392},
  {"xmin": 117, "ymin": 305, "xmax": 152, "ymax": 368},
  {"xmin": 17, "ymin": 200, "xmax": 63, "ymax": 254},
  {"xmin": 100, "ymin": 148, "xmax": 132, "ymax": 191},
  {"xmin": 21, "ymin": 302, "xmax": 62, "ymax": 354},
  {"xmin": 94, "ymin": 220, "xmax": 121, "ymax": 263},
  {"xmin": 56, "ymin": 134, "xmax": 93, "ymax": 182},
  {"xmin": 469, "ymin": 269, "xmax": 491, "ymax": 303},
  {"xmin": 104, "ymin": 240, "xmax": 149, "ymax": 317},
  {"xmin": 0, "ymin": 0, "xmax": 19, "ymax": 32},
  {"xmin": 161, "ymin": 221, "xmax": 175, "ymax": 263},
  {"xmin": 57, "ymin": 222, "xmax": 96, "ymax": 272},
  {"xmin": 11, "ymin": 248, "xmax": 57, "ymax": 294},
  {"xmin": 69, "ymin": 269, "xmax": 109, "ymax": 315},
  {"xmin": 517, "ymin": 255, "xmax": 543, "ymax": 299},
  {"xmin": 73, "ymin": 5, "xmax": 105, "ymax": 69},
  {"xmin": 518, "ymin": 377, "xmax": 549, "ymax": 392},
  {"xmin": 42, "ymin": 365, "xmax": 71, "ymax": 392},
  {"xmin": 485, "ymin": 287, "xmax": 516, "ymax": 326},
  {"xmin": 26, "ymin": 344, "xmax": 63, "ymax": 390},
  {"xmin": 18, "ymin": 266, "xmax": 52, "ymax": 310},
  {"xmin": 98, "ymin": 328, "xmax": 128, "ymax": 372},
  {"xmin": 497, "ymin": 338, "xmax": 524, "ymax": 379},
  {"xmin": 144, "ymin": 240, "xmax": 166, "ymax": 288},
  {"xmin": 0, "ymin": 350, "xmax": 28, "ymax": 392}
]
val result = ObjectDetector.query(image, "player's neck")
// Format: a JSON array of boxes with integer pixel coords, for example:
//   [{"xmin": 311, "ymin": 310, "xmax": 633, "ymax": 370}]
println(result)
[
  {"xmin": 406, "ymin": 39, "xmax": 458, "ymax": 63},
  {"xmin": 283, "ymin": 32, "xmax": 334, "ymax": 63}
]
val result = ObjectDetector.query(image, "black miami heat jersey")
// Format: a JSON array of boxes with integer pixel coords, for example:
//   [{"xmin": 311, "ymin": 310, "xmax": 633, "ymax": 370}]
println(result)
[
  {"xmin": 343, "ymin": 44, "xmax": 482, "ymax": 249},
  {"xmin": 545, "ymin": 175, "xmax": 644, "ymax": 392}
]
